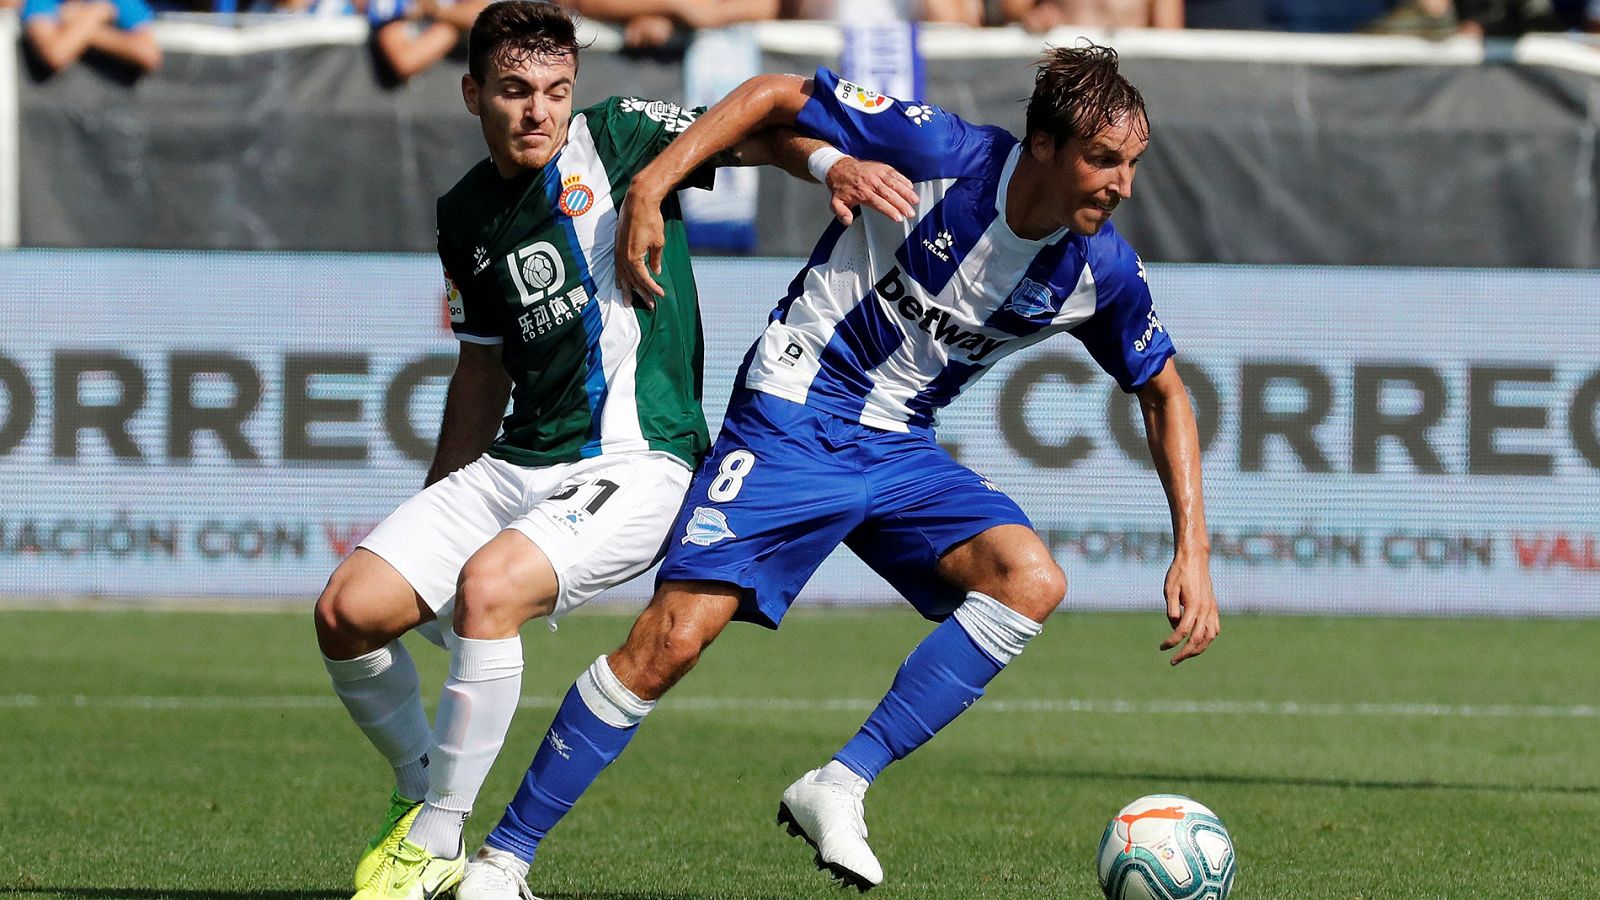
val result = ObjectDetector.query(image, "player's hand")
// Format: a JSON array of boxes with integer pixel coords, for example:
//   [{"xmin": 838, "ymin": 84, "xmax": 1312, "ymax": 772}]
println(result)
[
  {"xmin": 616, "ymin": 191, "xmax": 667, "ymax": 310},
  {"xmin": 1160, "ymin": 548, "xmax": 1219, "ymax": 665},
  {"xmin": 825, "ymin": 158, "xmax": 919, "ymax": 226}
]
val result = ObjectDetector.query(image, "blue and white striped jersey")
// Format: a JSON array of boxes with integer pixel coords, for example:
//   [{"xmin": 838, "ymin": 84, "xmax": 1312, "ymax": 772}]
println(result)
[{"xmin": 741, "ymin": 67, "xmax": 1176, "ymax": 433}]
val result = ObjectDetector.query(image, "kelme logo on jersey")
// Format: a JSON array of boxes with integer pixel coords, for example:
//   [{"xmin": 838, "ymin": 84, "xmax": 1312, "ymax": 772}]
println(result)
[
  {"xmin": 1006, "ymin": 278, "xmax": 1054, "ymax": 318},
  {"xmin": 558, "ymin": 174, "xmax": 595, "ymax": 217},
  {"xmin": 835, "ymin": 79, "xmax": 892, "ymax": 114},
  {"xmin": 682, "ymin": 507, "xmax": 736, "ymax": 546}
]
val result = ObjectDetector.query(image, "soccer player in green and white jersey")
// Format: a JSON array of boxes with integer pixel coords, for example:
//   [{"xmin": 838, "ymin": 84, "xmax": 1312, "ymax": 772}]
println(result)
[{"xmin": 311, "ymin": 4, "xmax": 920, "ymax": 900}]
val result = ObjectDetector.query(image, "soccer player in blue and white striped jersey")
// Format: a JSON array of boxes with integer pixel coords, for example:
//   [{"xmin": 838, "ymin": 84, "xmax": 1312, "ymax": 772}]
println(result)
[{"xmin": 473, "ymin": 44, "xmax": 1221, "ymax": 894}]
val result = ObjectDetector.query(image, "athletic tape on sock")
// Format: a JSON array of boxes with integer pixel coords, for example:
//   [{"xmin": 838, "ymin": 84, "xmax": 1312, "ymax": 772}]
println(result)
[
  {"xmin": 575, "ymin": 655, "xmax": 655, "ymax": 729},
  {"xmin": 951, "ymin": 591, "xmax": 1043, "ymax": 666}
]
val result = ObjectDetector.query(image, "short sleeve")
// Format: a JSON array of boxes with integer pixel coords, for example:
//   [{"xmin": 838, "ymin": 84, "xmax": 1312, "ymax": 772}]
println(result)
[
  {"xmin": 794, "ymin": 67, "xmax": 990, "ymax": 183},
  {"xmin": 1067, "ymin": 227, "xmax": 1175, "ymax": 393},
  {"xmin": 598, "ymin": 98, "xmax": 716, "ymax": 192},
  {"xmin": 20, "ymin": 0, "xmax": 60, "ymax": 22},
  {"xmin": 366, "ymin": 0, "xmax": 406, "ymax": 27},
  {"xmin": 437, "ymin": 223, "xmax": 502, "ymax": 346},
  {"xmin": 112, "ymin": 0, "xmax": 153, "ymax": 30}
]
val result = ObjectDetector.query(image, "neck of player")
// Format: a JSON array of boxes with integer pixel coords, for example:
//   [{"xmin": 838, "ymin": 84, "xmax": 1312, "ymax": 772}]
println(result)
[{"xmin": 1005, "ymin": 152, "xmax": 1066, "ymax": 241}]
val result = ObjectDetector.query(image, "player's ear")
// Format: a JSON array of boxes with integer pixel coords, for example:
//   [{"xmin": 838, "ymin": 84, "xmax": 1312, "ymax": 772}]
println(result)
[
  {"xmin": 1027, "ymin": 130, "xmax": 1054, "ymax": 162},
  {"xmin": 463, "ymin": 74, "xmax": 481, "ymax": 116}
]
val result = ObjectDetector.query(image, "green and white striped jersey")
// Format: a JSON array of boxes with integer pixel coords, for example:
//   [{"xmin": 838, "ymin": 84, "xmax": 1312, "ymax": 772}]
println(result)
[{"xmin": 438, "ymin": 97, "xmax": 712, "ymax": 469}]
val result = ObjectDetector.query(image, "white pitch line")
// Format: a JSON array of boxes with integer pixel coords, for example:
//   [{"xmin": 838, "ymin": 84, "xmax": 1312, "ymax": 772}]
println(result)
[{"xmin": 1, "ymin": 694, "xmax": 1597, "ymax": 719}]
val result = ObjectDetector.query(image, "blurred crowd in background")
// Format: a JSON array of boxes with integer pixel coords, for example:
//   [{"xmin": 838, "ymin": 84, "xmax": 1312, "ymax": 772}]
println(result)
[{"xmin": 4, "ymin": 0, "xmax": 1597, "ymax": 83}]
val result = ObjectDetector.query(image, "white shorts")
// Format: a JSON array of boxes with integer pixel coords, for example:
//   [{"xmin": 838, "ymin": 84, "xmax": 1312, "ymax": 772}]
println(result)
[{"xmin": 359, "ymin": 451, "xmax": 692, "ymax": 641}]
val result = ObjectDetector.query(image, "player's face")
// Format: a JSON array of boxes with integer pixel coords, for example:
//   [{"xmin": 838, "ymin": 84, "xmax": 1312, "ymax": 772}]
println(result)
[
  {"xmin": 463, "ymin": 50, "xmax": 577, "ymax": 177},
  {"xmin": 1040, "ymin": 112, "xmax": 1148, "ymax": 236}
]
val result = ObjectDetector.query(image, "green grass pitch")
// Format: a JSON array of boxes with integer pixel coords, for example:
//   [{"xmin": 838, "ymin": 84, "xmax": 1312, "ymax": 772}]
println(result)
[{"xmin": 4, "ymin": 607, "xmax": 1599, "ymax": 899}]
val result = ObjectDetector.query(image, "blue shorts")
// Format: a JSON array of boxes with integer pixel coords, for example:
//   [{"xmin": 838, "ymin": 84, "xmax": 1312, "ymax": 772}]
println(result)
[{"xmin": 657, "ymin": 390, "xmax": 1032, "ymax": 628}]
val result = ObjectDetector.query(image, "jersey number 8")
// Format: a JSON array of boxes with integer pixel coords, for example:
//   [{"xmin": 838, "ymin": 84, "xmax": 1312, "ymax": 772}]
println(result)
[{"xmin": 707, "ymin": 450, "xmax": 756, "ymax": 502}]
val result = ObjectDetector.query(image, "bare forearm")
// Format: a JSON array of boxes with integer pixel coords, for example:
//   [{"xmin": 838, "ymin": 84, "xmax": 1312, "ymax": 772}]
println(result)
[
  {"xmin": 425, "ymin": 361, "xmax": 510, "ymax": 486},
  {"xmin": 27, "ymin": 18, "xmax": 103, "ymax": 71},
  {"xmin": 377, "ymin": 22, "xmax": 458, "ymax": 80},
  {"xmin": 1140, "ymin": 380, "xmax": 1210, "ymax": 552},
  {"xmin": 425, "ymin": 1, "xmax": 481, "ymax": 31},
  {"xmin": 632, "ymin": 74, "xmax": 811, "ymax": 205},
  {"xmin": 730, "ymin": 127, "xmax": 827, "ymax": 181},
  {"xmin": 88, "ymin": 26, "xmax": 160, "ymax": 71},
  {"xmin": 1150, "ymin": 0, "xmax": 1183, "ymax": 28}
]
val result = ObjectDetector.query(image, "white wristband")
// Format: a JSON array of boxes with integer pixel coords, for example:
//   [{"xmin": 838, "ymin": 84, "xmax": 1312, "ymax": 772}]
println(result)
[{"xmin": 806, "ymin": 146, "xmax": 846, "ymax": 183}]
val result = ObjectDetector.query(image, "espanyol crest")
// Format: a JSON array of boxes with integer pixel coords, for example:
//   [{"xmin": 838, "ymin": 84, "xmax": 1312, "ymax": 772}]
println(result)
[{"xmin": 1005, "ymin": 278, "xmax": 1054, "ymax": 318}]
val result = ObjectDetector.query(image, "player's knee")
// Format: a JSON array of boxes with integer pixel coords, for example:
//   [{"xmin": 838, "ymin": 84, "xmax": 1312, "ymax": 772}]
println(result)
[
  {"xmin": 454, "ymin": 563, "xmax": 550, "ymax": 639},
  {"xmin": 314, "ymin": 578, "xmax": 388, "ymax": 656},
  {"xmin": 998, "ymin": 561, "xmax": 1067, "ymax": 623}
]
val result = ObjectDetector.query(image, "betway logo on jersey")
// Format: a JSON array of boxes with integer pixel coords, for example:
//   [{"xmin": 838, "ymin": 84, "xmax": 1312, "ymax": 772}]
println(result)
[{"xmin": 875, "ymin": 266, "xmax": 1006, "ymax": 362}]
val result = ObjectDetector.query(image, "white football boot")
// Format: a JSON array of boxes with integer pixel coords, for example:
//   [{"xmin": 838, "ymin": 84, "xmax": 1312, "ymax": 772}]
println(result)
[
  {"xmin": 777, "ymin": 767, "xmax": 884, "ymax": 891},
  {"xmin": 456, "ymin": 846, "xmax": 541, "ymax": 900}
]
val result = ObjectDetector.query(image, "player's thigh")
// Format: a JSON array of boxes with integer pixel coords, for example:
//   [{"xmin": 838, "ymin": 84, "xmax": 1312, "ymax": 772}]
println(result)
[
  {"xmin": 849, "ymin": 439, "xmax": 1049, "ymax": 621},
  {"xmin": 657, "ymin": 391, "xmax": 868, "ymax": 629},
  {"xmin": 504, "ymin": 452, "xmax": 694, "ymax": 623},
  {"xmin": 355, "ymin": 456, "xmax": 526, "ymax": 645}
]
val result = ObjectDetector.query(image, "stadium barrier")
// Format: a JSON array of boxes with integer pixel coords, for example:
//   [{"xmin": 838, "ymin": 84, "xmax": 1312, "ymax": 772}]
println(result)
[
  {"xmin": 1, "ymin": 250, "xmax": 1596, "ymax": 615},
  {"xmin": 6, "ymin": 15, "xmax": 1600, "ymax": 266}
]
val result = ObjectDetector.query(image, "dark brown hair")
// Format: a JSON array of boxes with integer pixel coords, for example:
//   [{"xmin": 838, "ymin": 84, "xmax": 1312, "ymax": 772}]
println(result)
[
  {"xmin": 1025, "ymin": 42, "xmax": 1148, "ymax": 147},
  {"xmin": 468, "ymin": 0, "xmax": 583, "ymax": 84}
]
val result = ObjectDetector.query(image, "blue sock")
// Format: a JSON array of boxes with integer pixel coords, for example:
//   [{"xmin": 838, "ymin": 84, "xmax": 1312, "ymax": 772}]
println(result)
[
  {"xmin": 482, "ymin": 683, "xmax": 637, "ymax": 863},
  {"xmin": 834, "ymin": 614, "xmax": 1004, "ymax": 783}
]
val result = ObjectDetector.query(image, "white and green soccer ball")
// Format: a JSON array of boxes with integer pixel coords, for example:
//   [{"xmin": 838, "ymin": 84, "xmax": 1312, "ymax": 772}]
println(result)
[{"xmin": 1097, "ymin": 794, "xmax": 1237, "ymax": 900}]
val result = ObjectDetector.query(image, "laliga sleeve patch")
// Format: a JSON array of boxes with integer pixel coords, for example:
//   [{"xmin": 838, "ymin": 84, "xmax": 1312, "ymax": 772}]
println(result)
[
  {"xmin": 445, "ymin": 271, "xmax": 466, "ymax": 324},
  {"xmin": 835, "ymin": 79, "xmax": 894, "ymax": 114}
]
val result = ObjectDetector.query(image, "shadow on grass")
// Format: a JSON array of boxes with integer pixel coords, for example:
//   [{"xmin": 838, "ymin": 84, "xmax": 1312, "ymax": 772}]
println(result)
[{"xmin": 1010, "ymin": 768, "xmax": 1600, "ymax": 795}]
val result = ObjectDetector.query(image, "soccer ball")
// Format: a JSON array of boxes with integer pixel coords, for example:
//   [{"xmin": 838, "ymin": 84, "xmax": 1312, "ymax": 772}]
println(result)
[{"xmin": 1097, "ymin": 794, "xmax": 1236, "ymax": 899}]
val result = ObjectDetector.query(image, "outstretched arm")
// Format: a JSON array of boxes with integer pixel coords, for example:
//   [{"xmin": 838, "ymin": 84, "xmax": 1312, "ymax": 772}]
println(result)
[
  {"xmin": 1136, "ymin": 358, "xmax": 1219, "ymax": 665},
  {"xmin": 87, "ymin": 24, "xmax": 161, "ymax": 72},
  {"xmin": 24, "ymin": 0, "xmax": 115, "ymax": 72}
]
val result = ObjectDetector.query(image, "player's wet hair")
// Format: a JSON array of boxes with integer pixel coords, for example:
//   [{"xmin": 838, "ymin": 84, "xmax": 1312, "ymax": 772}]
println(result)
[
  {"xmin": 1026, "ymin": 42, "xmax": 1148, "ymax": 148},
  {"xmin": 468, "ymin": 0, "xmax": 585, "ymax": 85}
]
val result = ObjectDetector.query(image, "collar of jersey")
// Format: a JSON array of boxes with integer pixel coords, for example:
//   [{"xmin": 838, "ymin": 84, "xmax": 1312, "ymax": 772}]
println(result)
[{"xmin": 993, "ymin": 143, "xmax": 1068, "ymax": 250}]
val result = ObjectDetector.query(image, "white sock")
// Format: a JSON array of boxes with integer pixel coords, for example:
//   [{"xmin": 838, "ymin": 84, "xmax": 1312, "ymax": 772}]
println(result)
[
  {"xmin": 407, "ymin": 631, "xmax": 524, "ymax": 857},
  {"xmin": 575, "ymin": 654, "xmax": 656, "ymax": 728},
  {"xmin": 952, "ymin": 590, "xmax": 1043, "ymax": 666},
  {"xmin": 816, "ymin": 758, "xmax": 869, "ymax": 795},
  {"xmin": 324, "ymin": 641, "xmax": 432, "ymax": 800}
]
